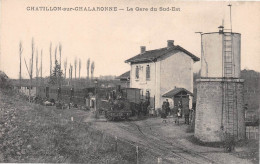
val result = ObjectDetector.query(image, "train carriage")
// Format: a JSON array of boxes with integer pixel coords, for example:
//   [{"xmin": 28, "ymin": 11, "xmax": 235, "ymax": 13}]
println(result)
[
  {"xmin": 36, "ymin": 85, "xmax": 95, "ymax": 106},
  {"xmin": 36, "ymin": 85, "xmax": 143, "ymax": 120},
  {"xmin": 36, "ymin": 86, "xmax": 48, "ymax": 99},
  {"xmin": 73, "ymin": 87, "xmax": 95, "ymax": 106},
  {"xmin": 49, "ymin": 86, "xmax": 59, "ymax": 102}
]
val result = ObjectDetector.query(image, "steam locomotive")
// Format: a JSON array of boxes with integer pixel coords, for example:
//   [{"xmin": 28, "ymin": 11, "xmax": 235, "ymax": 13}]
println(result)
[{"xmin": 98, "ymin": 87, "xmax": 148, "ymax": 120}]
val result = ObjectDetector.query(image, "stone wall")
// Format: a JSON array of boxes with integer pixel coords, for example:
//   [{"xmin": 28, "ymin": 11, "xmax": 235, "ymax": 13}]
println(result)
[{"xmin": 195, "ymin": 78, "xmax": 245, "ymax": 142}]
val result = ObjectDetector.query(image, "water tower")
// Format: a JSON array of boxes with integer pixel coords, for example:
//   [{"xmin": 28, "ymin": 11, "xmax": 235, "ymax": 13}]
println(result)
[{"xmin": 195, "ymin": 6, "xmax": 245, "ymax": 142}]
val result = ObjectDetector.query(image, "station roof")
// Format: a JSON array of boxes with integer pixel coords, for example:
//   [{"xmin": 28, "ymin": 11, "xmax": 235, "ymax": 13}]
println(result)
[
  {"xmin": 162, "ymin": 88, "xmax": 193, "ymax": 98},
  {"xmin": 125, "ymin": 45, "xmax": 200, "ymax": 64},
  {"xmin": 116, "ymin": 71, "xmax": 130, "ymax": 80}
]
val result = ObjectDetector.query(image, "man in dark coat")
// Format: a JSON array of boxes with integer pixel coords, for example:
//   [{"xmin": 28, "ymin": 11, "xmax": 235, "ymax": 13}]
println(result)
[
  {"xmin": 161, "ymin": 101, "xmax": 167, "ymax": 118},
  {"xmin": 165, "ymin": 99, "xmax": 170, "ymax": 116},
  {"xmin": 184, "ymin": 106, "xmax": 190, "ymax": 124}
]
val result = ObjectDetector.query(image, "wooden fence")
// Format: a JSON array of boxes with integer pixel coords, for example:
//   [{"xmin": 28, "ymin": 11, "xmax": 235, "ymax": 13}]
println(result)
[{"xmin": 246, "ymin": 126, "xmax": 259, "ymax": 140}]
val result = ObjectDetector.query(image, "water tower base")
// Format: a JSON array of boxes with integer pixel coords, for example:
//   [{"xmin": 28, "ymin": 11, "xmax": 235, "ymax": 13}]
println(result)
[{"xmin": 194, "ymin": 78, "xmax": 245, "ymax": 142}]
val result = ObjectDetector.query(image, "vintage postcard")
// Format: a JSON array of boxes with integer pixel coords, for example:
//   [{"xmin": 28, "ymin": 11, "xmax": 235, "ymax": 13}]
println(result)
[{"xmin": 0, "ymin": 0, "xmax": 259, "ymax": 163}]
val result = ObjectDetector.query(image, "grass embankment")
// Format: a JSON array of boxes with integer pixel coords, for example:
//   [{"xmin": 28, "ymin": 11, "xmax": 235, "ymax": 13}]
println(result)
[
  {"xmin": 234, "ymin": 139, "xmax": 259, "ymax": 164},
  {"xmin": 0, "ymin": 89, "xmax": 153, "ymax": 163},
  {"xmin": 186, "ymin": 126, "xmax": 259, "ymax": 164}
]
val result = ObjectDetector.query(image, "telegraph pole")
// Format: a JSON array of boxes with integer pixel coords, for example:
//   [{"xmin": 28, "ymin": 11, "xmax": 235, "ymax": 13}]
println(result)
[
  {"xmin": 228, "ymin": 4, "xmax": 232, "ymax": 33},
  {"xmin": 19, "ymin": 42, "xmax": 23, "ymax": 88}
]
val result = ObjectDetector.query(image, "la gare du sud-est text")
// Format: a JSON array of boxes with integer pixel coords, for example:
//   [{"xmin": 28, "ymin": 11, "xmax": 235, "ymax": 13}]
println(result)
[
  {"xmin": 127, "ymin": 7, "xmax": 180, "ymax": 11},
  {"xmin": 26, "ymin": 6, "xmax": 180, "ymax": 12}
]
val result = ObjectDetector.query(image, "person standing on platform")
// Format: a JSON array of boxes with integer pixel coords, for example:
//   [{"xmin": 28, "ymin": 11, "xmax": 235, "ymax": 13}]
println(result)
[
  {"xmin": 165, "ymin": 99, "xmax": 170, "ymax": 116},
  {"xmin": 184, "ymin": 107, "xmax": 190, "ymax": 124},
  {"xmin": 161, "ymin": 101, "xmax": 166, "ymax": 118},
  {"xmin": 175, "ymin": 106, "xmax": 181, "ymax": 125}
]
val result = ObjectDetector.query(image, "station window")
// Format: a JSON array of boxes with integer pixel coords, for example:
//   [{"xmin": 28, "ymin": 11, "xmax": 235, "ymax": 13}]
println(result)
[
  {"xmin": 146, "ymin": 65, "xmax": 150, "ymax": 80},
  {"xmin": 135, "ymin": 66, "xmax": 139, "ymax": 79}
]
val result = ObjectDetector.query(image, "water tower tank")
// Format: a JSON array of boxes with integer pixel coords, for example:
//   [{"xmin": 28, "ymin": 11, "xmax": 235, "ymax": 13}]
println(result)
[{"xmin": 200, "ymin": 31, "xmax": 241, "ymax": 78}]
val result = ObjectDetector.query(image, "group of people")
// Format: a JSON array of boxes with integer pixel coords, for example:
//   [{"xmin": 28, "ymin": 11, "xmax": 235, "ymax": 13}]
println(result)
[
  {"xmin": 160, "ymin": 99, "xmax": 191, "ymax": 125},
  {"xmin": 135, "ymin": 100, "xmax": 150, "ymax": 116}
]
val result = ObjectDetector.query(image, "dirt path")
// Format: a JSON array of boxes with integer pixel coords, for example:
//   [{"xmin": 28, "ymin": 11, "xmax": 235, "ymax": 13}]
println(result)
[{"xmin": 84, "ymin": 115, "xmax": 253, "ymax": 164}]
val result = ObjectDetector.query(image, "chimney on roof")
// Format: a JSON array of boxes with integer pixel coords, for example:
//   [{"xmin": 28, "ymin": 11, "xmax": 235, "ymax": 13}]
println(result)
[
  {"xmin": 167, "ymin": 40, "xmax": 174, "ymax": 48},
  {"xmin": 218, "ymin": 26, "xmax": 224, "ymax": 34},
  {"xmin": 140, "ymin": 46, "xmax": 146, "ymax": 54}
]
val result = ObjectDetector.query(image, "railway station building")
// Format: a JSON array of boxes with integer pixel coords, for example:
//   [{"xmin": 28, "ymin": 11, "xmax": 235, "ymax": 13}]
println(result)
[
  {"xmin": 125, "ymin": 40, "xmax": 200, "ymax": 109},
  {"xmin": 116, "ymin": 71, "xmax": 130, "ymax": 88}
]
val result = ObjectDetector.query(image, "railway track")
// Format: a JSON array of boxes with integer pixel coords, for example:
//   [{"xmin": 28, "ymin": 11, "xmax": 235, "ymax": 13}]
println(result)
[
  {"xmin": 71, "ymin": 110, "xmax": 218, "ymax": 163},
  {"xmin": 122, "ymin": 121, "xmax": 218, "ymax": 164}
]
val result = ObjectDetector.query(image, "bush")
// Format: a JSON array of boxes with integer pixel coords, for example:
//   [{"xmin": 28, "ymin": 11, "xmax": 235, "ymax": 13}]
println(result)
[{"xmin": 0, "ymin": 71, "xmax": 11, "ymax": 89}]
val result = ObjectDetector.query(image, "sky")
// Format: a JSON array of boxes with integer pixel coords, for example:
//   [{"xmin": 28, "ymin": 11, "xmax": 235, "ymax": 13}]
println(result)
[{"xmin": 0, "ymin": 0, "xmax": 260, "ymax": 79}]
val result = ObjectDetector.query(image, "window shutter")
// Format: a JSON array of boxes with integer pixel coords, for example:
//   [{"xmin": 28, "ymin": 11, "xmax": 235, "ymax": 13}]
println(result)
[
  {"xmin": 136, "ymin": 66, "xmax": 139, "ymax": 79},
  {"xmin": 146, "ymin": 65, "xmax": 150, "ymax": 79}
]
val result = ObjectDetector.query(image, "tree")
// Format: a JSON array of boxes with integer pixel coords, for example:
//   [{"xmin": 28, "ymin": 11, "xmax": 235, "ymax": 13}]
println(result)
[
  {"xmin": 36, "ymin": 49, "xmax": 39, "ymax": 87},
  {"xmin": 74, "ymin": 58, "xmax": 77, "ymax": 79},
  {"xmin": 54, "ymin": 46, "xmax": 57, "ymax": 63},
  {"xmin": 91, "ymin": 61, "xmax": 95, "ymax": 80},
  {"xmin": 50, "ymin": 42, "xmax": 52, "ymax": 77},
  {"xmin": 64, "ymin": 58, "xmax": 67, "ymax": 79},
  {"xmin": 69, "ymin": 64, "xmax": 73, "ymax": 85},
  {"xmin": 19, "ymin": 41, "xmax": 23, "ymax": 87},
  {"xmin": 41, "ymin": 49, "xmax": 43, "ymax": 85},
  {"xmin": 87, "ymin": 58, "xmax": 90, "ymax": 80},
  {"xmin": 79, "ymin": 58, "xmax": 81, "ymax": 79},
  {"xmin": 59, "ymin": 43, "xmax": 62, "ymax": 66},
  {"xmin": 68, "ymin": 64, "xmax": 71, "ymax": 85},
  {"xmin": 24, "ymin": 38, "xmax": 34, "ymax": 102},
  {"xmin": 49, "ymin": 60, "xmax": 64, "ymax": 85}
]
